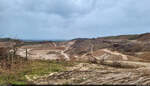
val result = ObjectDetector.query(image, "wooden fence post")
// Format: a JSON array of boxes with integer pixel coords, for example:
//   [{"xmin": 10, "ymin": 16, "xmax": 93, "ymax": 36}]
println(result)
[{"xmin": 26, "ymin": 48, "xmax": 28, "ymax": 61}]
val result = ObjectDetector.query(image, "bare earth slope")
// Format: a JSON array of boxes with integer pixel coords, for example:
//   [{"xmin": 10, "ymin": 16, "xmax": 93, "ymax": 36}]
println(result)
[
  {"xmin": 24, "ymin": 48, "xmax": 150, "ymax": 85},
  {"xmin": 1, "ymin": 33, "xmax": 150, "ymax": 85},
  {"xmin": 28, "ymin": 62, "xmax": 150, "ymax": 85}
]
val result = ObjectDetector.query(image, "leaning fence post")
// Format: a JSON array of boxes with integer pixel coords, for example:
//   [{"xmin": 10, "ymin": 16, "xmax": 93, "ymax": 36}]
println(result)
[{"xmin": 26, "ymin": 48, "xmax": 28, "ymax": 61}]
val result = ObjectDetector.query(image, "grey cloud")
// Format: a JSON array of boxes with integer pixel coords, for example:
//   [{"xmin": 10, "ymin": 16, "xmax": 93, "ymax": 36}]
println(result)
[
  {"xmin": 1, "ymin": 0, "xmax": 96, "ymax": 17},
  {"xmin": 0, "ymin": 0, "xmax": 150, "ymax": 39}
]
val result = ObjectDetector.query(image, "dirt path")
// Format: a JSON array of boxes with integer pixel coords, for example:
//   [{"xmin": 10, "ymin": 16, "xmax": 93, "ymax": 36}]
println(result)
[
  {"xmin": 61, "ymin": 50, "xmax": 70, "ymax": 61},
  {"xmin": 60, "ymin": 41, "xmax": 76, "ymax": 61},
  {"xmin": 52, "ymin": 42, "xmax": 57, "ymax": 47},
  {"xmin": 121, "ymin": 61, "xmax": 150, "ymax": 67},
  {"xmin": 100, "ymin": 49, "xmax": 150, "ymax": 67},
  {"xmin": 102, "ymin": 49, "xmax": 128, "ymax": 60}
]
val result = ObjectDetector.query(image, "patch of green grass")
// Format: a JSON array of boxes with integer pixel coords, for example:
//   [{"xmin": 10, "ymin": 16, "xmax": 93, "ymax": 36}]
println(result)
[
  {"xmin": 0, "ymin": 73, "xmax": 27, "ymax": 85},
  {"xmin": 30, "ymin": 60, "xmax": 66, "ymax": 76},
  {"xmin": 0, "ymin": 60, "xmax": 77, "ymax": 85}
]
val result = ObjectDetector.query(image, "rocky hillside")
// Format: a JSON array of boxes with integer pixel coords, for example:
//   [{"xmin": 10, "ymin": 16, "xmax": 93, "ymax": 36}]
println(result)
[
  {"xmin": 1, "ymin": 33, "xmax": 150, "ymax": 61},
  {"xmin": 67, "ymin": 33, "xmax": 150, "ymax": 54},
  {"xmin": 1, "ymin": 33, "xmax": 150, "ymax": 85}
]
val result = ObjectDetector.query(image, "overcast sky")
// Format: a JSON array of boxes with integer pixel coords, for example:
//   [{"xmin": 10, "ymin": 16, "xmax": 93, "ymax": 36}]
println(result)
[{"xmin": 0, "ymin": 0, "xmax": 150, "ymax": 40}]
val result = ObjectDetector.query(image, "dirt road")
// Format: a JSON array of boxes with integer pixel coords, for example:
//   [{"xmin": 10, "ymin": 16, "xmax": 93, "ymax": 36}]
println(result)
[
  {"xmin": 102, "ymin": 49, "xmax": 128, "ymax": 60},
  {"xmin": 101, "ymin": 49, "xmax": 150, "ymax": 67}
]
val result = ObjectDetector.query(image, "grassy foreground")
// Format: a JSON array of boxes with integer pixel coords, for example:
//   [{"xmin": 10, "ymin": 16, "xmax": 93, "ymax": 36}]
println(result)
[{"xmin": 0, "ymin": 59, "xmax": 76, "ymax": 85}]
